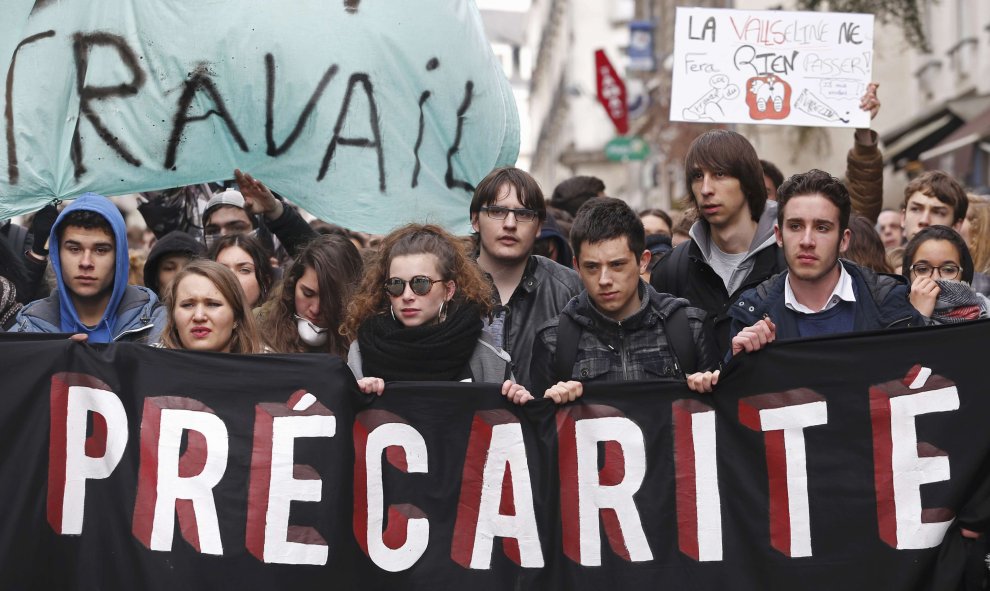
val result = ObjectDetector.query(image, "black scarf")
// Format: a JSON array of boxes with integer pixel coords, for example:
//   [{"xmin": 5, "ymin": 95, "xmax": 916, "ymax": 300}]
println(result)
[{"xmin": 357, "ymin": 301, "xmax": 482, "ymax": 381}]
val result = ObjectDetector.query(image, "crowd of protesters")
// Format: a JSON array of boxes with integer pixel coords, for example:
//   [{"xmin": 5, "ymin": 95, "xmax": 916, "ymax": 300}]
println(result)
[
  {"xmin": 1, "ymin": 80, "xmax": 988, "ymax": 581},
  {"xmin": 0, "ymin": 82, "xmax": 986, "ymax": 392}
]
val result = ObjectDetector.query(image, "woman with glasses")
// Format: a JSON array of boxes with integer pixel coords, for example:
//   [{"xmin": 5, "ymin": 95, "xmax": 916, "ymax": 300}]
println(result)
[
  {"xmin": 902, "ymin": 225, "xmax": 989, "ymax": 322},
  {"xmin": 342, "ymin": 224, "xmax": 530, "ymax": 402},
  {"xmin": 257, "ymin": 234, "xmax": 363, "ymax": 356}
]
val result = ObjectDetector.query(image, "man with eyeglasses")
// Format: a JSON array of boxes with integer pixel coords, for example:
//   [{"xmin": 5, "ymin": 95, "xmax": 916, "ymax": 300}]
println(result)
[
  {"xmin": 689, "ymin": 170, "xmax": 924, "ymax": 389},
  {"xmin": 470, "ymin": 167, "xmax": 582, "ymax": 390}
]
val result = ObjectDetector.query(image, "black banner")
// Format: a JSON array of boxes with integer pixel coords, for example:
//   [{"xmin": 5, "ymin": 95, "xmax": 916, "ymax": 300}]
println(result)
[{"xmin": 1, "ymin": 322, "xmax": 988, "ymax": 590}]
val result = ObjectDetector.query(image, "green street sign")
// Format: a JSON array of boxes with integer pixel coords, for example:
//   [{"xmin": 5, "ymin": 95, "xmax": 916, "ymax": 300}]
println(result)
[{"xmin": 605, "ymin": 136, "xmax": 650, "ymax": 161}]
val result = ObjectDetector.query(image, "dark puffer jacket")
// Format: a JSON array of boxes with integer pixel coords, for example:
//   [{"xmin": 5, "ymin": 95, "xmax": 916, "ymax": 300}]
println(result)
[
  {"xmin": 530, "ymin": 281, "xmax": 719, "ymax": 395},
  {"xmin": 728, "ymin": 260, "xmax": 924, "ymax": 343}
]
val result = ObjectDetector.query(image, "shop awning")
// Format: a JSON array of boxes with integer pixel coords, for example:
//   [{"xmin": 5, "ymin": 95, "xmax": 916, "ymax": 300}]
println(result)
[
  {"xmin": 881, "ymin": 94, "xmax": 990, "ymax": 170},
  {"xmin": 920, "ymin": 104, "xmax": 990, "ymax": 180}
]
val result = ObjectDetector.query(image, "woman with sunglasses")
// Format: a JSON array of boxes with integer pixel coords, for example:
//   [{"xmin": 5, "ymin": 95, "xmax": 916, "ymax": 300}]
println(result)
[
  {"xmin": 257, "ymin": 234, "xmax": 363, "ymax": 355},
  {"xmin": 343, "ymin": 224, "xmax": 530, "ymax": 402},
  {"xmin": 902, "ymin": 225, "xmax": 989, "ymax": 322}
]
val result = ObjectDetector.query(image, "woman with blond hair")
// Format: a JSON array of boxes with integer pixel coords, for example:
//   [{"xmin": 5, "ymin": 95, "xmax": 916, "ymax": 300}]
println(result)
[
  {"xmin": 160, "ymin": 259, "xmax": 263, "ymax": 353},
  {"xmin": 343, "ymin": 224, "xmax": 529, "ymax": 402},
  {"xmin": 962, "ymin": 194, "xmax": 990, "ymax": 275}
]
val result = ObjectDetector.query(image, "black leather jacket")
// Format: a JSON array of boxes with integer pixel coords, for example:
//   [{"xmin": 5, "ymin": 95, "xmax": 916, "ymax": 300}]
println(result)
[{"xmin": 490, "ymin": 255, "xmax": 582, "ymax": 390}]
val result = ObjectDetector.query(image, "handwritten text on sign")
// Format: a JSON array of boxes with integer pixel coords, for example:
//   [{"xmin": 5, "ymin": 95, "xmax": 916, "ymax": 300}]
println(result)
[
  {"xmin": 0, "ymin": 0, "xmax": 519, "ymax": 234},
  {"xmin": 670, "ymin": 7, "xmax": 874, "ymax": 129}
]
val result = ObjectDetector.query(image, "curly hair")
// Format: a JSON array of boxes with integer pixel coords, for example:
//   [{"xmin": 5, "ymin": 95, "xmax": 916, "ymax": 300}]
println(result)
[
  {"xmin": 257, "ymin": 234, "xmax": 363, "ymax": 356},
  {"xmin": 343, "ymin": 224, "xmax": 492, "ymax": 339},
  {"xmin": 160, "ymin": 259, "xmax": 262, "ymax": 353},
  {"xmin": 965, "ymin": 194, "xmax": 990, "ymax": 274}
]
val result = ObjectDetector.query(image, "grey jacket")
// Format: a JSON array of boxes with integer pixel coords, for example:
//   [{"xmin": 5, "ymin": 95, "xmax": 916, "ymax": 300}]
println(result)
[
  {"xmin": 11, "ymin": 285, "xmax": 166, "ymax": 344},
  {"xmin": 347, "ymin": 331, "xmax": 514, "ymax": 384}
]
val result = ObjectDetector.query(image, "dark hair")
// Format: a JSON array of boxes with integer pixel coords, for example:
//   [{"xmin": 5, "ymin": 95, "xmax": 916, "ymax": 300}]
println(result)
[
  {"xmin": 203, "ymin": 203, "xmax": 258, "ymax": 230},
  {"xmin": 777, "ymin": 169, "xmax": 852, "ymax": 232},
  {"xmin": 638, "ymin": 208, "xmax": 673, "ymax": 232},
  {"xmin": 760, "ymin": 159, "xmax": 785, "ymax": 191},
  {"xmin": 470, "ymin": 167, "xmax": 547, "ymax": 222},
  {"xmin": 344, "ymin": 224, "xmax": 492, "ymax": 338},
  {"xmin": 902, "ymin": 170, "xmax": 968, "ymax": 224},
  {"xmin": 844, "ymin": 214, "xmax": 892, "ymax": 273},
  {"xmin": 258, "ymin": 234, "xmax": 363, "ymax": 355},
  {"xmin": 208, "ymin": 233, "xmax": 276, "ymax": 306},
  {"xmin": 550, "ymin": 176, "xmax": 606, "ymax": 216},
  {"xmin": 901, "ymin": 225, "xmax": 974, "ymax": 284},
  {"xmin": 0, "ymin": 231, "xmax": 26, "ymax": 291},
  {"xmin": 571, "ymin": 197, "xmax": 646, "ymax": 262},
  {"xmin": 161, "ymin": 260, "xmax": 263, "ymax": 353},
  {"xmin": 684, "ymin": 130, "xmax": 767, "ymax": 222},
  {"xmin": 56, "ymin": 210, "xmax": 114, "ymax": 243}
]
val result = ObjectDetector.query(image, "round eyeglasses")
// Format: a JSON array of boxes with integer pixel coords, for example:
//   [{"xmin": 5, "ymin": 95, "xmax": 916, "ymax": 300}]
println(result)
[{"xmin": 383, "ymin": 276, "xmax": 444, "ymax": 297}]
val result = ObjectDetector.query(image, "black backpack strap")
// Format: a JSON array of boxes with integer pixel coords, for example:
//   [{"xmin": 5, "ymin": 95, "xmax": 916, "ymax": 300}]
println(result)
[
  {"xmin": 663, "ymin": 306, "xmax": 696, "ymax": 376},
  {"xmin": 654, "ymin": 241, "xmax": 689, "ymax": 298},
  {"xmin": 554, "ymin": 314, "xmax": 581, "ymax": 383}
]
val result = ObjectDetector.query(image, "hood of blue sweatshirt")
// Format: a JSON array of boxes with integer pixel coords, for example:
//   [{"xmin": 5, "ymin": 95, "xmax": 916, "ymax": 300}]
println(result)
[{"xmin": 49, "ymin": 193, "xmax": 130, "ymax": 341}]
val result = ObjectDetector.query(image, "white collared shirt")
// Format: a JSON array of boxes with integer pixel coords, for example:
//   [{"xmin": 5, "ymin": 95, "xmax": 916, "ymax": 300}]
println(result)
[{"xmin": 784, "ymin": 261, "xmax": 856, "ymax": 314}]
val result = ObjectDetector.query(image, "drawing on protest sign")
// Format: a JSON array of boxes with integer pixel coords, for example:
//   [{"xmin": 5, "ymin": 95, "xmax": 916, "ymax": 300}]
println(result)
[
  {"xmin": 670, "ymin": 7, "xmax": 874, "ymax": 129},
  {"xmin": 0, "ymin": 0, "xmax": 519, "ymax": 234}
]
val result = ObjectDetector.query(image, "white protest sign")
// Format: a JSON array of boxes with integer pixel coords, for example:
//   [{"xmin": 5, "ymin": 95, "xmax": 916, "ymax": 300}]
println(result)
[
  {"xmin": 670, "ymin": 7, "xmax": 874, "ymax": 129},
  {"xmin": 0, "ymin": 0, "xmax": 519, "ymax": 234}
]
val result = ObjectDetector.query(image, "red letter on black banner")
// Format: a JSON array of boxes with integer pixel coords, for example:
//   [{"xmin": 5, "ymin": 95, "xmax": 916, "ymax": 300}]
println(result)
[
  {"xmin": 246, "ymin": 390, "xmax": 336, "ymax": 565},
  {"xmin": 451, "ymin": 409, "xmax": 543, "ymax": 569},
  {"xmin": 132, "ymin": 396, "xmax": 229, "ymax": 554},
  {"xmin": 354, "ymin": 409, "xmax": 430, "ymax": 572},
  {"xmin": 672, "ymin": 399, "xmax": 722, "ymax": 561},
  {"xmin": 870, "ymin": 365, "xmax": 957, "ymax": 549},
  {"xmin": 557, "ymin": 404, "xmax": 653, "ymax": 566},
  {"xmin": 739, "ymin": 388, "xmax": 827, "ymax": 558},
  {"xmin": 48, "ymin": 372, "xmax": 128, "ymax": 536}
]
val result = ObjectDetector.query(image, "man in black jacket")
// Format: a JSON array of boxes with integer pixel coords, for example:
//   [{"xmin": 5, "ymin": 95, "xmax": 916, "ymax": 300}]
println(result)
[
  {"xmin": 650, "ymin": 130, "xmax": 784, "ymax": 357},
  {"xmin": 529, "ymin": 198, "xmax": 719, "ymax": 403},
  {"xmin": 471, "ymin": 167, "xmax": 582, "ymax": 390}
]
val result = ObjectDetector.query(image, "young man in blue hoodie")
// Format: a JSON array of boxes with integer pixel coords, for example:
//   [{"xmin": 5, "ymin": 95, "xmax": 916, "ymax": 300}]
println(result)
[{"xmin": 12, "ymin": 193, "xmax": 166, "ymax": 343}]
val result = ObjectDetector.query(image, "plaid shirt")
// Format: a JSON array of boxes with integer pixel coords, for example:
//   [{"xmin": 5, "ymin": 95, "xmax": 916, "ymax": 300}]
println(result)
[{"xmin": 531, "ymin": 282, "xmax": 718, "ymax": 393}]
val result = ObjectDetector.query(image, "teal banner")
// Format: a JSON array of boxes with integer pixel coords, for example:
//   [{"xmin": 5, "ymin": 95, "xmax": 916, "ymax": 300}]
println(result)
[{"xmin": 1, "ymin": 0, "xmax": 519, "ymax": 233}]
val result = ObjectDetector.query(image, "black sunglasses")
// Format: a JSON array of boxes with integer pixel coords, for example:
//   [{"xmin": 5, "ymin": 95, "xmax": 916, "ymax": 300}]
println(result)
[{"xmin": 383, "ymin": 276, "xmax": 444, "ymax": 297}]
